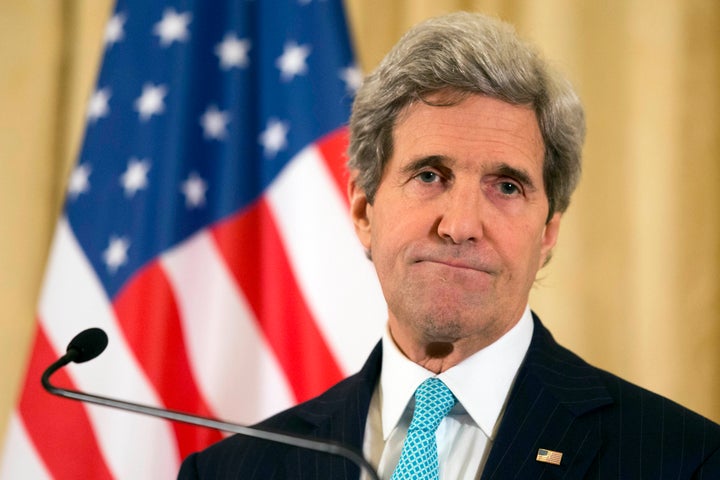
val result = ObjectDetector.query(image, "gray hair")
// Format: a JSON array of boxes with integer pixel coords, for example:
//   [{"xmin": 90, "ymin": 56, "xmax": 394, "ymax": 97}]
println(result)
[{"xmin": 348, "ymin": 12, "xmax": 585, "ymax": 219}]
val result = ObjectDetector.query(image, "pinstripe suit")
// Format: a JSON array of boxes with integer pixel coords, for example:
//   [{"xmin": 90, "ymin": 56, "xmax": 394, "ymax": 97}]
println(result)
[{"xmin": 178, "ymin": 314, "xmax": 720, "ymax": 479}]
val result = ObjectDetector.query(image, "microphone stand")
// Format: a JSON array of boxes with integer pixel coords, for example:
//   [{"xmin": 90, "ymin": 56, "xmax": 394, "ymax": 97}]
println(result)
[{"xmin": 42, "ymin": 347, "xmax": 380, "ymax": 480}]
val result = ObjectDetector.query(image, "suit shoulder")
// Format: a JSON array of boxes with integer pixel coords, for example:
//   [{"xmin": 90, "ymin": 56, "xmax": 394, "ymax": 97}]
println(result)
[
  {"xmin": 594, "ymin": 364, "xmax": 720, "ymax": 435},
  {"xmin": 528, "ymin": 318, "xmax": 720, "ymax": 447},
  {"xmin": 253, "ymin": 373, "xmax": 365, "ymax": 432},
  {"xmin": 177, "ymin": 376, "xmax": 362, "ymax": 479},
  {"xmin": 178, "ymin": 342, "xmax": 382, "ymax": 477}
]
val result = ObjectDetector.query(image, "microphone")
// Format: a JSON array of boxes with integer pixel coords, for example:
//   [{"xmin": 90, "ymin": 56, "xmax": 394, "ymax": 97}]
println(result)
[{"xmin": 42, "ymin": 328, "xmax": 379, "ymax": 480}]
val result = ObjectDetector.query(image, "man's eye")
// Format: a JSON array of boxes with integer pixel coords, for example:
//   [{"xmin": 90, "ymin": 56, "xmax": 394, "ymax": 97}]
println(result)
[
  {"xmin": 416, "ymin": 171, "xmax": 439, "ymax": 183},
  {"xmin": 499, "ymin": 182, "xmax": 521, "ymax": 195}
]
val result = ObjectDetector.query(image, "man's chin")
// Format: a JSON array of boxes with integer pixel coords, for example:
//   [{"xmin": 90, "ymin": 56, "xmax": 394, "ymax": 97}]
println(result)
[{"xmin": 404, "ymin": 302, "xmax": 508, "ymax": 343}]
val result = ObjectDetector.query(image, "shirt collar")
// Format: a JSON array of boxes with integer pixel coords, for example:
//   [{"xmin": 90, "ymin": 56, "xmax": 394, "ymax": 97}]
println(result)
[{"xmin": 379, "ymin": 306, "xmax": 534, "ymax": 440}]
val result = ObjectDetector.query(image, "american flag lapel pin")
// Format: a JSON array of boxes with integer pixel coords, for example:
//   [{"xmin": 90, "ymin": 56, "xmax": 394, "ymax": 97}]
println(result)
[{"xmin": 536, "ymin": 448, "xmax": 563, "ymax": 465}]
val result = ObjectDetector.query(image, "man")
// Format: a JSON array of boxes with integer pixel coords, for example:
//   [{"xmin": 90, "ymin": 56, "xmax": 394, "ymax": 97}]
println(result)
[{"xmin": 179, "ymin": 12, "xmax": 720, "ymax": 479}]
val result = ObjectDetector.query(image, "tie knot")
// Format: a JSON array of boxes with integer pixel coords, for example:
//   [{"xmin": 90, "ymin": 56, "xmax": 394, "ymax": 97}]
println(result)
[{"xmin": 412, "ymin": 378, "xmax": 456, "ymax": 431}]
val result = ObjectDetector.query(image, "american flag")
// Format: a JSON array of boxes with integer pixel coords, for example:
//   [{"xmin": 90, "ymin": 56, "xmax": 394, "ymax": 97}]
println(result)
[
  {"xmin": 0, "ymin": 0, "xmax": 385, "ymax": 478},
  {"xmin": 536, "ymin": 448, "xmax": 563, "ymax": 466}
]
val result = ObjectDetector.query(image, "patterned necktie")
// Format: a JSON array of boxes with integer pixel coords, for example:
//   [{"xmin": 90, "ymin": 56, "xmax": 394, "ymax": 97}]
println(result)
[{"xmin": 391, "ymin": 378, "xmax": 456, "ymax": 480}]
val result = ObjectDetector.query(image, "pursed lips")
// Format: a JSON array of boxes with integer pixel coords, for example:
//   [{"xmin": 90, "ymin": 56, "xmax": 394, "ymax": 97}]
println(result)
[{"xmin": 413, "ymin": 256, "xmax": 494, "ymax": 274}]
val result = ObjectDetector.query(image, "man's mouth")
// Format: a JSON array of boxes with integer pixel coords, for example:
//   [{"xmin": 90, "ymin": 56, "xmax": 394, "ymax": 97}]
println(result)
[{"xmin": 415, "ymin": 257, "xmax": 493, "ymax": 274}]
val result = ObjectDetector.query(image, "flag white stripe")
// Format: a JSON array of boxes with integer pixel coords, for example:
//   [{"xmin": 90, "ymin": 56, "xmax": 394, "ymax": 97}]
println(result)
[
  {"xmin": 0, "ymin": 414, "xmax": 52, "ymax": 480},
  {"xmin": 161, "ymin": 230, "xmax": 296, "ymax": 424},
  {"xmin": 37, "ymin": 218, "xmax": 179, "ymax": 479},
  {"xmin": 267, "ymin": 145, "xmax": 386, "ymax": 374}
]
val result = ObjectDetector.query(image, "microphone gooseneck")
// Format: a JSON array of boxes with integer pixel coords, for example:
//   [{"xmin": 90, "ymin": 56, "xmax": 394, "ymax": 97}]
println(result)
[
  {"xmin": 40, "ymin": 327, "xmax": 109, "ymax": 394},
  {"xmin": 41, "ymin": 328, "xmax": 379, "ymax": 480}
]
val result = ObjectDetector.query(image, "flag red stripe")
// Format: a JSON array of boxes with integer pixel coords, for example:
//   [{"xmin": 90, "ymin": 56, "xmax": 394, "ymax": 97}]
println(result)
[
  {"xmin": 18, "ymin": 325, "xmax": 113, "ymax": 480},
  {"xmin": 113, "ymin": 262, "xmax": 224, "ymax": 459},
  {"xmin": 211, "ymin": 199, "xmax": 344, "ymax": 402},
  {"xmin": 317, "ymin": 127, "xmax": 351, "ymax": 207}
]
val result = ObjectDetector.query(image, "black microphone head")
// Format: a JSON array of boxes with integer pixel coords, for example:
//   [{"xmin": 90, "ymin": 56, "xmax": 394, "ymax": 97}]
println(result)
[{"xmin": 67, "ymin": 328, "xmax": 109, "ymax": 363}]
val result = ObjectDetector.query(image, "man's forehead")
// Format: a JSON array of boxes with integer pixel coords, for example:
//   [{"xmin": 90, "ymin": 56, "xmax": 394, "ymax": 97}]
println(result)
[
  {"xmin": 395, "ymin": 93, "xmax": 540, "ymax": 141},
  {"xmin": 391, "ymin": 97, "xmax": 544, "ymax": 167}
]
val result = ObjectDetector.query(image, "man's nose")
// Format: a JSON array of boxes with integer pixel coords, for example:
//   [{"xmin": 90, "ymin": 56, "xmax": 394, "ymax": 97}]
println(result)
[{"xmin": 436, "ymin": 184, "xmax": 485, "ymax": 244}]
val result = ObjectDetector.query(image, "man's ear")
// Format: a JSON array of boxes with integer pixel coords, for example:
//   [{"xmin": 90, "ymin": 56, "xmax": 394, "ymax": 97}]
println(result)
[
  {"xmin": 348, "ymin": 175, "xmax": 372, "ymax": 251},
  {"xmin": 540, "ymin": 212, "xmax": 562, "ymax": 267}
]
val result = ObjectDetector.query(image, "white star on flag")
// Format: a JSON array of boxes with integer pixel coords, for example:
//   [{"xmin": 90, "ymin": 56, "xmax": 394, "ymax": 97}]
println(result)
[
  {"xmin": 339, "ymin": 65, "xmax": 363, "ymax": 93},
  {"xmin": 276, "ymin": 41, "xmax": 311, "ymax": 82},
  {"xmin": 215, "ymin": 33, "xmax": 251, "ymax": 70},
  {"xmin": 200, "ymin": 105, "xmax": 231, "ymax": 140},
  {"xmin": 68, "ymin": 164, "xmax": 91, "ymax": 199},
  {"xmin": 153, "ymin": 8, "xmax": 192, "ymax": 47},
  {"xmin": 134, "ymin": 83, "xmax": 167, "ymax": 121},
  {"xmin": 120, "ymin": 158, "xmax": 151, "ymax": 197},
  {"xmin": 259, "ymin": 119, "xmax": 289, "ymax": 158},
  {"xmin": 102, "ymin": 235, "xmax": 130, "ymax": 274},
  {"xmin": 104, "ymin": 12, "xmax": 126, "ymax": 47},
  {"xmin": 180, "ymin": 172, "xmax": 208, "ymax": 208},
  {"xmin": 87, "ymin": 88, "xmax": 111, "ymax": 123}
]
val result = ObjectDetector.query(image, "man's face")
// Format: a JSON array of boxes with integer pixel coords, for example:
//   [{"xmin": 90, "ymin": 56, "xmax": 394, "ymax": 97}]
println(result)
[{"xmin": 350, "ymin": 93, "xmax": 561, "ymax": 362}]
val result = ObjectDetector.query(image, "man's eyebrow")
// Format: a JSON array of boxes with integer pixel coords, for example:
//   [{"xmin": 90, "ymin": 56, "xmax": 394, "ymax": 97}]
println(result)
[
  {"xmin": 400, "ymin": 155, "xmax": 451, "ymax": 175},
  {"xmin": 495, "ymin": 163, "xmax": 537, "ymax": 191}
]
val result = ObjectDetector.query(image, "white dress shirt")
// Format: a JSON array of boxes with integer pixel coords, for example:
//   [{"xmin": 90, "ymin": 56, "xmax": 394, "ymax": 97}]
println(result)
[{"xmin": 362, "ymin": 307, "xmax": 534, "ymax": 480}]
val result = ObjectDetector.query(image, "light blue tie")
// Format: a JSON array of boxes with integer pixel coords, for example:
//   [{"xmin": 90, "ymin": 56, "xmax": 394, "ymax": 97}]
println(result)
[{"xmin": 391, "ymin": 378, "xmax": 456, "ymax": 480}]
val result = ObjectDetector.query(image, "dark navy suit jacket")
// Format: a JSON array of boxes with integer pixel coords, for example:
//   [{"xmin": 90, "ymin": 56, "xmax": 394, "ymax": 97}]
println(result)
[{"xmin": 178, "ymin": 315, "xmax": 720, "ymax": 479}]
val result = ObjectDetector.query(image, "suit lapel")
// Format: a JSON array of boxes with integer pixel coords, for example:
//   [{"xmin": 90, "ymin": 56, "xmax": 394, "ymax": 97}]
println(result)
[{"xmin": 482, "ymin": 315, "xmax": 612, "ymax": 479}]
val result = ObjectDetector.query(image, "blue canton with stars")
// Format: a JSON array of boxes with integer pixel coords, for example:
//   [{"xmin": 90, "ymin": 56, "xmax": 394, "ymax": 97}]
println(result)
[{"xmin": 66, "ymin": 0, "xmax": 359, "ymax": 298}]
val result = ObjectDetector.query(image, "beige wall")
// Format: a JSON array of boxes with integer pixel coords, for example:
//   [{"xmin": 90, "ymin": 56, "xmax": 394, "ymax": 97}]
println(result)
[
  {"xmin": 2, "ymin": 0, "xmax": 719, "ymax": 447},
  {"xmin": 0, "ymin": 0, "xmax": 116, "ymax": 446}
]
